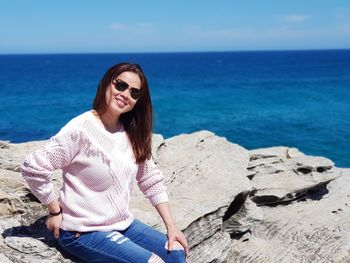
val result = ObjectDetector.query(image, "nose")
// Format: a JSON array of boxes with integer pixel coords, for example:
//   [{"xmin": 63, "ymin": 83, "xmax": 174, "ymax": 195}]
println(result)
[{"xmin": 119, "ymin": 88, "xmax": 131, "ymax": 100}]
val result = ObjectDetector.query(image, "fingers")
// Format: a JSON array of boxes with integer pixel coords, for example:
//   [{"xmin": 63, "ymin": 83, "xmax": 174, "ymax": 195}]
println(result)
[
  {"xmin": 45, "ymin": 216, "xmax": 52, "ymax": 231},
  {"xmin": 167, "ymin": 232, "xmax": 190, "ymax": 256},
  {"xmin": 177, "ymin": 235, "xmax": 190, "ymax": 256},
  {"xmin": 46, "ymin": 215, "xmax": 62, "ymax": 239},
  {"xmin": 53, "ymin": 226, "xmax": 60, "ymax": 239},
  {"xmin": 167, "ymin": 235, "xmax": 175, "ymax": 250},
  {"xmin": 183, "ymin": 240, "xmax": 190, "ymax": 256}
]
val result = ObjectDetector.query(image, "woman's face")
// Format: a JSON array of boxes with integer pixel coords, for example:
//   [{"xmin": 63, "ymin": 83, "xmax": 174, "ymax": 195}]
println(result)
[{"xmin": 105, "ymin": 71, "xmax": 142, "ymax": 118}]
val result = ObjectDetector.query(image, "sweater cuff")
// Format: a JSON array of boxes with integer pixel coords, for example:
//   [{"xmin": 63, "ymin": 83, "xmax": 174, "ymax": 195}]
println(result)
[
  {"xmin": 149, "ymin": 192, "xmax": 169, "ymax": 206},
  {"xmin": 39, "ymin": 191, "xmax": 58, "ymax": 206}
]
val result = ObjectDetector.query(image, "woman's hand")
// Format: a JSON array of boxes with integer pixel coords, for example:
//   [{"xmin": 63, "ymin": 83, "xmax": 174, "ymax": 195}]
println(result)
[
  {"xmin": 45, "ymin": 202, "xmax": 63, "ymax": 239},
  {"xmin": 167, "ymin": 225, "xmax": 190, "ymax": 257},
  {"xmin": 155, "ymin": 202, "xmax": 190, "ymax": 256},
  {"xmin": 46, "ymin": 213, "xmax": 62, "ymax": 239}
]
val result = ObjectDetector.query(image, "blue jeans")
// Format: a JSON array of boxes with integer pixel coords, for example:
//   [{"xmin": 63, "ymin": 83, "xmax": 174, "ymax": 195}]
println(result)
[{"xmin": 56, "ymin": 219, "xmax": 186, "ymax": 263}]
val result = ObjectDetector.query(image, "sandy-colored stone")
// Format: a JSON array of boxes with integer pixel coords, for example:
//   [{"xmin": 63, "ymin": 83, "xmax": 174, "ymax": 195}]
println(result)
[
  {"xmin": 0, "ymin": 134, "xmax": 349, "ymax": 263},
  {"xmin": 249, "ymin": 146, "xmax": 292, "ymax": 160},
  {"xmin": 5, "ymin": 236, "xmax": 52, "ymax": 254},
  {"xmin": 227, "ymin": 168, "xmax": 350, "ymax": 263},
  {"xmin": 0, "ymin": 141, "xmax": 45, "ymax": 172},
  {"xmin": 131, "ymin": 131, "xmax": 252, "ymax": 260},
  {"xmin": 151, "ymin": 133, "xmax": 165, "ymax": 164},
  {"xmin": 250, "ymin": 170, "xmax": 340, "ymax": 205},
  {"xmin": 0, "ymin": 253, "xmax": 12, "ymax": 263},
  {"xmin": 247, "ymin": 147, "xmax": 340, "ymax": 206},
  {"xmin": 189, "ymin": 231, "xmax": 231, "ymax": 263},
  {"xmin": 222, "ymin": 198, "xmax": 263, "ymax": 235},
  {"xmin": 290, "ymin": 156, "xmax": 334, "ymax": 174}
]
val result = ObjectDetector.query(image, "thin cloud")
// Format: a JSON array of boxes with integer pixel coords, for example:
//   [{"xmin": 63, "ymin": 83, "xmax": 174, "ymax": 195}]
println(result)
[
  {"xmin": 186, "ymin": 25, "xmax": 255, "ymax": 39},
  {"xmin": 109, "ymin": 23, "xmax": 155, "ymax": 33},
  {"xmin": 183, "ymin": 23, "xmax": 350, "ymax": 46},
  {"xmin": 136, "ymin": 23, "xmax": 155, "ymax": 33},
  {"xmin": 109, "ymin": 23, "xmax": 128, "ymax": 31},
  {"xmin": 280, "ymin": 14, "xmax": 310, "ymax": 23}
]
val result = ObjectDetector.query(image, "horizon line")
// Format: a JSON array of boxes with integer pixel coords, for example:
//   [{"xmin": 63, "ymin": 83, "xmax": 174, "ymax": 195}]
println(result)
[{"xmin": 1, "ymin": 47, "xmax": 350, "ymax": 56}]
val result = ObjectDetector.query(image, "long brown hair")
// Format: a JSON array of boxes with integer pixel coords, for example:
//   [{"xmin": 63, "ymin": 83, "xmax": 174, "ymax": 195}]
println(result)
[{"xmin": 93, "ymin": 63, "xmax": 153, "ymax": 164}]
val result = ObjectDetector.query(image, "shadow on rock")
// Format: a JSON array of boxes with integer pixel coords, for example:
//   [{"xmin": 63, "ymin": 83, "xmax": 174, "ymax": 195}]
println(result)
[
  {"xmin": 2, "ymin": 216, "xmax": 56, "ymax": 247},
  {"xmin": 2, "ymin": 216, "xmax": 83, "ymax": 262}
]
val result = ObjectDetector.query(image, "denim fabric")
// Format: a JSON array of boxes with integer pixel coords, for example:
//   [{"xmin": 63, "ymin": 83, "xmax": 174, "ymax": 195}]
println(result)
[{"xmin": 56, "ymin": 219, "xmax": 186, "ymax": 263}]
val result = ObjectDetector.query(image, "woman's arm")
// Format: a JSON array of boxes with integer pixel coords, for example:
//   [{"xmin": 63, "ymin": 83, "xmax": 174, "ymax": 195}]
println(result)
[
  {"xmin": 21, "ymin": 128, "xmax": 80, "ymax": 204},
  {"xmin": 21, "ymin": 128, "xmax": 81, "ymax": 238},
  {"xmin": 46, "ymin": 200, "xmax": 62, "ymax": 239},
  {"xmin": 136, "ymin": 159, "xmax": 189, "ymax": 255},
  {"xmin": 136, "ymin": 158, "xmax": 169, "ymax": 206},
  {"xmin": 155, "ymin": 202, "xmax": 189, "ymax": 256}
]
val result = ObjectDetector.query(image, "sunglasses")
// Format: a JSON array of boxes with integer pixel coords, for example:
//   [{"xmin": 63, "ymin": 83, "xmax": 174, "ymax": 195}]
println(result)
[{"xmin": 112, "ymin": 79, "xmax": 143, "ymax": 100}]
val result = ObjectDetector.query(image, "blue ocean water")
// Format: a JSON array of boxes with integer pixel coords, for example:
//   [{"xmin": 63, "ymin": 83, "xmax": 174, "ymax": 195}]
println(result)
[{"xmin": 0, "ymin": 50, "xmax": 349, "ymax": 167}]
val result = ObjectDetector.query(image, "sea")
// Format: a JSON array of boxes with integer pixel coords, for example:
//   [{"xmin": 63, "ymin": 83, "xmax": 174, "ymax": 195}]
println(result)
[{"xmin": 0, "ymin": 50, "xmax": 349, "ymax": 167}]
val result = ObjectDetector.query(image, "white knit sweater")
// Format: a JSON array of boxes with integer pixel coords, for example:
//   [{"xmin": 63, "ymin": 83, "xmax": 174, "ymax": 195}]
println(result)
[{"xmin": 21, "ymin": 111, "xmax": 168, "ymax": 232}]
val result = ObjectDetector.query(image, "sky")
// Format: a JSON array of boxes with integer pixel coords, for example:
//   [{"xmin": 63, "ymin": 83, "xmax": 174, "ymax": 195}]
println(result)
[{"xmin": 1, "ymin": 0, "xmax": 350, "ymax": 54}]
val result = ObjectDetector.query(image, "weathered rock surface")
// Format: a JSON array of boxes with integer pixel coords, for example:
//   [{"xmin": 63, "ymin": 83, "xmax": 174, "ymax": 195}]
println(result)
[
  {"xmin": 131, "ymin": 131, "xmax": 252, "ymax": 261},
  {"xmin": 0, "ymin": 140, "xmax": 44, "ymax": 172},
  {"xmin": 227, "ymin": 168, "xmax": 350, "ymax": 263},
  {"xmin": 248, "ymin": 147, "xmax": 341, "ymax": 205},
  {"xmin": 0, "ymin": 132, "xmax": 349, "ymax": 262}
]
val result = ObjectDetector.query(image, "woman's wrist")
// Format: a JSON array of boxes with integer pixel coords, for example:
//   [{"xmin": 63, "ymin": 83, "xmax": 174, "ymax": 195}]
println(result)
[
  {"xmin": 47, "ymin": 201, "xmax": 61, "ymax": 216},
  {"xmin": 48, "ymin": 206, "xmax": 62, "ymax": 216},
  {"xmin": 165, "ymin": 221, "xmax": 177, "ymax": 231}
]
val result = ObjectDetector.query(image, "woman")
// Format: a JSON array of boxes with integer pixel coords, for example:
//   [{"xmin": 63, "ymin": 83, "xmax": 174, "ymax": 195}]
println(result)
[{"xmin": 21, "ymin": 63, "xmax": 189, "ymax": 262}]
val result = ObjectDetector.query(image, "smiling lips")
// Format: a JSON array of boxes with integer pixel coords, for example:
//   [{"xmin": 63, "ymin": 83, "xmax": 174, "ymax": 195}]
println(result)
[{"xmin": 115, "ymin": 97, "xmax": 127, "ymax": 107}]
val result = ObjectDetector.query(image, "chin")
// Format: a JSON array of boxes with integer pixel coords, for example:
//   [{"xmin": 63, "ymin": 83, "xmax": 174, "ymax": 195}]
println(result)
[{"xmin": 114, "ymin": 105, "xmax": 133, "ymax": 115}]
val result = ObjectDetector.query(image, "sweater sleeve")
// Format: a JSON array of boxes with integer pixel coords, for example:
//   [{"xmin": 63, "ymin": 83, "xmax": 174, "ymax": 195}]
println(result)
[
  {"xmin": 136, "ymin": 158, "xmax": 169, "ymax": 206},
  {"xmin": 21, "ymin": 127, "xmax": 81, "ymax": 205}
]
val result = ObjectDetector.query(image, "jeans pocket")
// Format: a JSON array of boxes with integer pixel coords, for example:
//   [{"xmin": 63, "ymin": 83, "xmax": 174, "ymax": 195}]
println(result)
[{"xmin": 58, "ymin": 229, "xmax": 80, "ymax": 248}]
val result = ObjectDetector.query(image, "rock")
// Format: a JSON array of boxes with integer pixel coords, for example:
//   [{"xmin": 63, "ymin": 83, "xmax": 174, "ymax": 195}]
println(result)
[
  {"xmin": 159, "ymin": 131, "xmax": 250, "ymax": 233},
  {"xmin": 0, "ymin": 253, "xmax": 12, "ymax": 263},
  {"xmin": 0, "ymin": 169, "xmax": 32, "ymax": 216},
  {"xmin": 151, "ymin": 134, "xmax": 165, "ymax": 164},
  {"xmin": 222, "ymin": 198, "xmax": 263, "ymax": 235},
  {"xmin": 249, "ymin": 146, "xmax": 297, "ymax": 161},
  {"xmin": 0, "ymin": 190, "xmax": 27, "ymax": 216},
  {"xmin": 0, "ymin": 134, "xmax": 349, "ymax": 263},
  {"xmin": 131, "ymin": 131, "xmax": 252, "ymax": 262},
  {"xmin": 248, "ymin": 156, "xmax": 283, "ymax": 170},
  {"xmin": 286, "ymin": 147, "xmax": 305, "ymax": 159},
  {"xmin": 291, "ymin": 156, "xmax": 334, "ymax": 174},
  {"xmin": 227, "ymin": 235, "xmax": 292, "ymax": 263},
  {"xmin": 4, "ymin": 236, "xmax": 52, "ymax": 254},
  {"xmin": 250, "ymin": 170, "xmax": 340, "ymax": 205},
  {"xmin": 1, "ymin": 215, "xmax": 68, "ymax": 262},
  {"xmin": 227, "ymin": 168, "xmax": 350, "ymax": 263},
  {"xmin": 189, "ymin": 231, "xmax": 231, "ymax": 263},
  {"xmin": 0, "ymin": 217, "xmax": 21, "ymax": 234},
  {"xmin": 0, "ymin": 141, "xmax": 42, "ymax": 172},
  {"xmin": 0, "ymin": 141, "xmax": 10, "ymax": 149},
  {"xmin": 247, "ymin": 147, "xmax": 340, "ymax": 206}
]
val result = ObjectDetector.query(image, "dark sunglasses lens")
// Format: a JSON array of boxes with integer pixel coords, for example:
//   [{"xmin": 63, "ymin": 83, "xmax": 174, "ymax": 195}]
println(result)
[
  {"xmin": 115, "ymin": 80, "xmax": 128, "ymax": 91},
  {"xmin": 130, "ymin": 89, "xmax": 143, "ymax": 100},
  {"xmin": 114, "ymin": 79, "xmax": 142, "ymax": 100}
]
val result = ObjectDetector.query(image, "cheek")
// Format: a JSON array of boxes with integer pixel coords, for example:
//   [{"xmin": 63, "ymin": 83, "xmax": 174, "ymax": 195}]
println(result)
[
  {"xmin": 105, "ymin": 88, "xmax": 115, "ymax": 104},
  {"xmin": 129, "ymin": 100, "xmax": 137, "ymax": 110}
]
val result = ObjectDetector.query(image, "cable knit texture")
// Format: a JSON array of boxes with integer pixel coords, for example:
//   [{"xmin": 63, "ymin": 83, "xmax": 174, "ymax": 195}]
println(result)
[{"xmin": 21, "ymin": 111, "xmax": 168, "ymax": 232}]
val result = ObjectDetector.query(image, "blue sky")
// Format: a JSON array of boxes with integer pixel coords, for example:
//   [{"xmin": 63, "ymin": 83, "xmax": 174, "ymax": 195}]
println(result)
[{"xmin": 1, "ymin": 0, "xmax": 350, "ymax": 54}]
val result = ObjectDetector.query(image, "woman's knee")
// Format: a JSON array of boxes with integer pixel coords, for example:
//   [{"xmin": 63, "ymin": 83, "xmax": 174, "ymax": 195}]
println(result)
[
  {"xmin": 149, "ymin": 253, "xmax": 165, "ymax": 263},
  {"xmin": 166, "ymin": 241, "xmax": 185, "ymax": 251},
  {"xmin": 165, "ymin": 241, "xmax": 186, "ymax": 263}
]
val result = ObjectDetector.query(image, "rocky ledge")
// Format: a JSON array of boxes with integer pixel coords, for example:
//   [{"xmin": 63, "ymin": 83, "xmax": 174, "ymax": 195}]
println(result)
[{"xmin": 0, "ymin": 131, "xmax": 349, "ymax": 263}]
